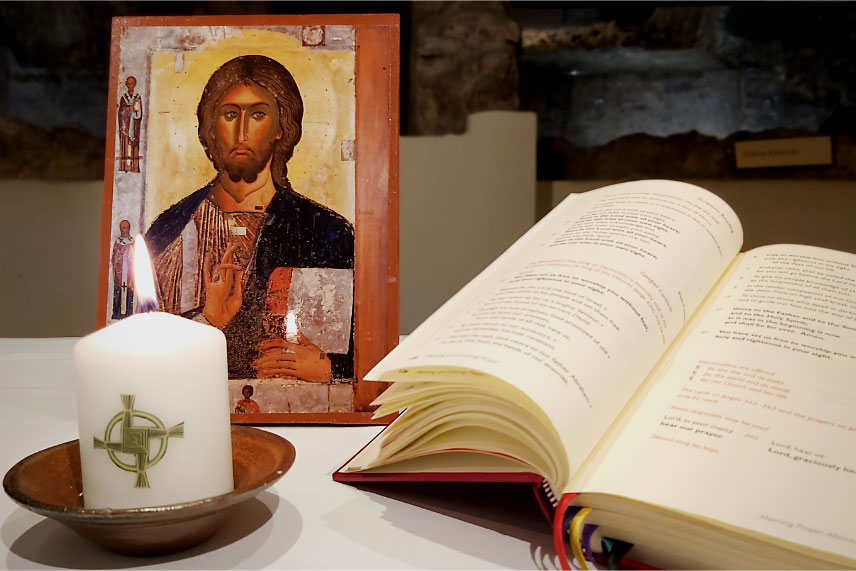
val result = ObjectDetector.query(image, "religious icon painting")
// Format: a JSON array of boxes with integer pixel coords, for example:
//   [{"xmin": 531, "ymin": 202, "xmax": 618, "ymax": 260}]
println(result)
[{"xmin": 99, "ymin": 15, "xmax": 400, "ymax": 423}]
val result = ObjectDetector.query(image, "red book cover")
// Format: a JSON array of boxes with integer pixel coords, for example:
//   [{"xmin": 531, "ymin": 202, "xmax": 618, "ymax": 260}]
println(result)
[{"xmin": 333, "ymin": 431, "xmax": 655, "ymax": 570}]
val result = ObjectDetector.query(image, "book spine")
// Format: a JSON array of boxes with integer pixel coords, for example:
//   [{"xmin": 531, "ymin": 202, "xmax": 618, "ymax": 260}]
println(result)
[
  {"xmin": 553, "ymin": 493, "xmax": 579, "ymax": 571},
  {"xmin": 532, "ymin": 478, "xmax": 558, "ymax": 523},
  {"xmin": 554, "ymin": 494, "xmax": 658, "ymax": 570}
]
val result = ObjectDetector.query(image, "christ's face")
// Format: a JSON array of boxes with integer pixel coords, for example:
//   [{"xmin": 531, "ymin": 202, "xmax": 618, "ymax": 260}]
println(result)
[{"xmin": 211, "ymin": 81, "xmax": 282, "ymax": 184}]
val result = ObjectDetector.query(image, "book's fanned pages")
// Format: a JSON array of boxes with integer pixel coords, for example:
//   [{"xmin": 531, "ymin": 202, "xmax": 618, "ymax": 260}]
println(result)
[{"xmin": 335, "ymin": 180, "xmax": 856, "ymax": 569}]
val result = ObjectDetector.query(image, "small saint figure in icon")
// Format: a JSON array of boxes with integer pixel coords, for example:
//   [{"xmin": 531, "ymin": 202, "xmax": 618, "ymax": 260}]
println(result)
[
  {"xmin": 111, "ymin": 219, "xmax": 135, "ymax": 319},
  {"xmin": 234, "ymin": 384, "xmax": 261, "ymax": 414},
  {"xmin": 118, "ymin": 76, "xmax": 143, "ymax": 172}
]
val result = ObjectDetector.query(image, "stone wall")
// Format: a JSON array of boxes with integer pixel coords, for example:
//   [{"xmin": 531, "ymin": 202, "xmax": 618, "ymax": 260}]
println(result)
[
  {"xmin": 518, "ymin": 4, "xmax": 856, "ymax": 178},
  {"xmin": 2, "ymin": 3, "xmax": 856, "ymax": 180},
  {"xmin": 406, "ymin": 2, "xmax": 520, "ymax": 135},
  {"xmin": 539, "ymin": 131, "xmax": 856, "ymax": 181}
]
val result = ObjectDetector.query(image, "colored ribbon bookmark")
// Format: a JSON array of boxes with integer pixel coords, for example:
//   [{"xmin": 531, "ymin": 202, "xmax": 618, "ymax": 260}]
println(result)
[{"xmin": 569, "ymin": 507, "xmax": 593, "ymax": 569}]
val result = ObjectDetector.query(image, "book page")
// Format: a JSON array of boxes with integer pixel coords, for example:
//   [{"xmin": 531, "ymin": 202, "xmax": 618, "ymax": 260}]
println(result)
[
  {"xmin": 369, "ymin": 180, "xmax": 743, "ymax": 478},
  {"xmin": 583, "ymin": 245, "xmax": 856, "ymax": 559}
]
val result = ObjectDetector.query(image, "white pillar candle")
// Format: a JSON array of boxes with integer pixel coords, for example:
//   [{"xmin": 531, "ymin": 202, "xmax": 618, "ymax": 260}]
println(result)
[{"xmin": 73, "ymin": 236, "xmax": 233, "ymax": 509}]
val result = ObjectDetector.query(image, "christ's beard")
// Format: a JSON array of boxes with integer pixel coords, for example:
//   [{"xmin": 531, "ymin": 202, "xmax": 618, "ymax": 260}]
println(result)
[
  {"xmin": 226, "ymin": 161, "xmax": 262, "ymax": 183},
  {"xmin": 217, "ymin": 143, "xmax": 276, "ymax": 184}
]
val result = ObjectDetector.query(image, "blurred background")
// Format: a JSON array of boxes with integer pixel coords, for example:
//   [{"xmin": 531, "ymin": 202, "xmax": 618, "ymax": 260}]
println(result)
[{"xmin": 1, "ymin": 2, "xmax": 855, "ymax": 336}]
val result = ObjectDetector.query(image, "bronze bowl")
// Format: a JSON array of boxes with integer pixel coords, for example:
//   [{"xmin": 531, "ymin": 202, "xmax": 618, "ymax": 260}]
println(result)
[{"xmin": 3, "ymin": 425, "xmax": 294, "ymax": 556}]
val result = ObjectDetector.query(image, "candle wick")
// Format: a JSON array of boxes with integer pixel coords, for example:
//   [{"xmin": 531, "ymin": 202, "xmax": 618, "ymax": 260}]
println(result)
[{"xmin": 138, "ymin": 299, "xmax": 159, "ymax": 313}]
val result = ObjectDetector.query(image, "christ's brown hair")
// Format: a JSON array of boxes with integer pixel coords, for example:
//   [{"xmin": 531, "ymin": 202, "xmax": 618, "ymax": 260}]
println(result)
[{"xmin": 197, "ymin": 55, "xmax": 303, "ymax": 187}]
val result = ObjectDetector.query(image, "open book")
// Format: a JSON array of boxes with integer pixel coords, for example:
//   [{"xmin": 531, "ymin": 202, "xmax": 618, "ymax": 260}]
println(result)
[{"xmin": 335, "ymin": 180, "xmax": 856, "ymax": 569}]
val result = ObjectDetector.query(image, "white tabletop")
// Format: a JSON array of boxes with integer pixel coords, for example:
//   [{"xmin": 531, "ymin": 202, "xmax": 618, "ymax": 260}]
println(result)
[{"xmin": 0, "ymin": 338, "xmax": 558, "ymax": 569}]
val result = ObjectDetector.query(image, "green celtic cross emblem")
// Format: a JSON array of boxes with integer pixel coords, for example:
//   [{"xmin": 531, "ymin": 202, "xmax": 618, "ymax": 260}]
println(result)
[{"xmin": 93, "ymin": 394, "xmax": 184, "ymax": 488}]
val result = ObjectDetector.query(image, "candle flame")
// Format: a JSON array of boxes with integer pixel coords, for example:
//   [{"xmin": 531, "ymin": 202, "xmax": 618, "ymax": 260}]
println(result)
[{"xmin": 133, "ymin": 234, "xmax": 159, "ymax": 312}]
